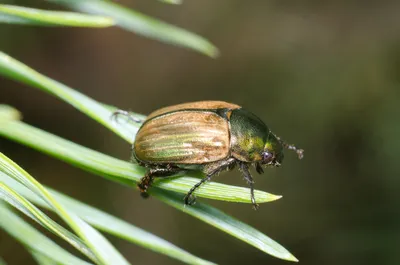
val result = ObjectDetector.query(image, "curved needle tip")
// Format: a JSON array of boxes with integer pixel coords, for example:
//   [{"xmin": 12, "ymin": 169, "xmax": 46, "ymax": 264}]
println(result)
[{"xmin": 271, "ymin": 194, "xmax": 283, "ymax": 201}]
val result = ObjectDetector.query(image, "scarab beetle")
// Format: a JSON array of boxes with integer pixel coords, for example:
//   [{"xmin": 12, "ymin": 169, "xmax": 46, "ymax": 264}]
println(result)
[{"xmin": 113, "ymin": 101, "xmax": 303, "ymax": 209}]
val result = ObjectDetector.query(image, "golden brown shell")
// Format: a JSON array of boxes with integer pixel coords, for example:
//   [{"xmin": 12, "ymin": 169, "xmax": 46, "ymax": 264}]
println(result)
[
  {"xmin": 146, "ymin": 100, "xmax": 240, "ymax": 120},
  {"xmin": 134, "ymin": 110, "xmax": 231, "ymax": 164}
]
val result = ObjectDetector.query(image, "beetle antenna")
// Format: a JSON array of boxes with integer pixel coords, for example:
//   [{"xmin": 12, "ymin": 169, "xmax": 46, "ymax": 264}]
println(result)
[
  {"xmin": 111, "ymin": 109, "xmax": 143, "ymax": 124},
  {"xmin": 277, "ymin": 137, "xmax": 304, "ymax": 159}
]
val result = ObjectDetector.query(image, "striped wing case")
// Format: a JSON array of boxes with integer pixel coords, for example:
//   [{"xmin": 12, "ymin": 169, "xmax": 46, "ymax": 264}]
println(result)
[{"xmin": 134, "ymin": 111, "xmax": 230, "ymax": 164}]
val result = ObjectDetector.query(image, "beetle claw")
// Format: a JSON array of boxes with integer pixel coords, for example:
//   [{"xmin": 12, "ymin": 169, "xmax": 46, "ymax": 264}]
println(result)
[
  {"xmin": 184, "ymin": 194, "xmax": 197, "ymax": 206},
  {"xmin": 140, "ymin": 192, "xmax": 150, "ymax": 199},
  {"xmin": 252, "ymin": 203, "xmax": 260, "ymax": 210}
]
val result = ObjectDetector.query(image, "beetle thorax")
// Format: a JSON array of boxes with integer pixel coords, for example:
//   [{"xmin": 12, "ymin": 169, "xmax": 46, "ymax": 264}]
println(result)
[{"xmin": 229, "ymin": 109, "xmax": 270, "ymax": 163}]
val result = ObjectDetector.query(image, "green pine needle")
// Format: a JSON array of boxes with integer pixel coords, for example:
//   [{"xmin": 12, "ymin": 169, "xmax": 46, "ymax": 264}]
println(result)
[{"xmin": 0, "ymin": 4, "xmax": 114, "ymax": 27}]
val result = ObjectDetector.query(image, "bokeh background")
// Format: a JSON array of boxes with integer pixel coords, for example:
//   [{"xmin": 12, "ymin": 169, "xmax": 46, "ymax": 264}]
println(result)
[{"xmin": 1, "ymin": 0, "xmax": 400, "ymax": 264}]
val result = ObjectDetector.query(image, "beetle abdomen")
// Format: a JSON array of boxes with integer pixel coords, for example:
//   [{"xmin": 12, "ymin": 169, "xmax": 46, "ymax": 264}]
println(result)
[{"xmin": 134, "ymin": 111, "xmax": 230, "ymax": 164}]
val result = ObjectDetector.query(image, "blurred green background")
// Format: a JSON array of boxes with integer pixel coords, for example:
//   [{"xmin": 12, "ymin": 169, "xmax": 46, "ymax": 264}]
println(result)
[{"xmin": 1, "ymin": 0, "xmax": 400, "ymax": 264}]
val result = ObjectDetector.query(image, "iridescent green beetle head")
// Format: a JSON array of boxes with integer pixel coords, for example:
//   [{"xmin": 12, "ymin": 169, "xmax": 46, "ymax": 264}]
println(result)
[
  {"xmin": 261, "ymin": 133, "xmax": 284, "ymax": 166},
  {"xmin": 230, "ymin": 108, "xmax": 304, "ymax": 165},
  {"xmin": 262, "ymin": 132, "xmax": 304, "ymax": 167}
]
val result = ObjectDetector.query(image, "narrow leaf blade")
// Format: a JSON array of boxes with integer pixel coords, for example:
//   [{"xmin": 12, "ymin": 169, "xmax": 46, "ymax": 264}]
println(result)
[
  {"xmin": 155, "ymin": 189, "xmax": 299, "ymax": 262},
  {"xmin": 0, "ymin": 105, "xmax": 21, "ymax": 122},
  {"xmin": 0, "ymin": 153, "xmax": 130, "ymax": 265},
  {"xmin": 31, "ymin": 251, "xmax": 62, "ymax": 265},
  {"xmin": 1, "ymin": 174, "xmax": 216, "ymax": 265},
  {"xmin": 0, "ymin": 203, "xmax": 92, "ymax": 265},
  {"xmin": 0, "ymin": 4, "xmax": 114, "ymax": 27},
  {"xmin": 48, "ymin": 0, "xmax": 218, "ymax": 57},
  {"xmin": 0, "ymin": 180, "xmax": 98, "ymax": 262}
]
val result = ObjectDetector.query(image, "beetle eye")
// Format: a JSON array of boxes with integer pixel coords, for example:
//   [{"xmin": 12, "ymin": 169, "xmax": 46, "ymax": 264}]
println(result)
[{"xmin": 262, "ymin": 151, "xmax": 274, "ymax": 164}]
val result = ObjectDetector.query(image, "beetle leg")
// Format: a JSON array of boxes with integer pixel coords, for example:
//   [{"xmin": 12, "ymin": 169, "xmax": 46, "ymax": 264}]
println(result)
[
  {"xmin": 184, "ymin": 175, "xmax": 212, "ymax": 205},
  {"xmin": 138, "ymin": 167, "xmax": 182, "ymax": 198},
  {"xmin": 184, "ymin": 158, "xmax": 236, "ymax": 205},
  {"xmin": 239, "ymin": 163, "xmax": 259, "ymax": 210},
  {"xmin": 111, "ymin": 109, "xmax": 143, "ymax": 124},
  {"xmin": 137, "ymin": 172, "xmax": 153, "ymax": 198}
]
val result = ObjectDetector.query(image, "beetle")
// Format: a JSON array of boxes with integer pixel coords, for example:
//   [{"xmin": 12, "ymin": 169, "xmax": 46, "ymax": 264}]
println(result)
[{"xmin": 113, "ymin": 101, "xmax": 303, "ymax": 209}]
